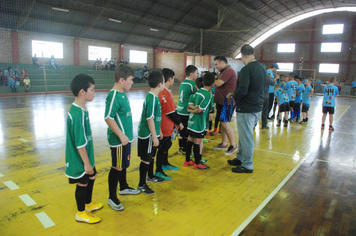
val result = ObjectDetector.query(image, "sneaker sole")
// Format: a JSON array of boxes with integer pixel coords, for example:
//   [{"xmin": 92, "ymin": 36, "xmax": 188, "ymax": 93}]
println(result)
[
  {"xmin": 85, "ymin": 205, "xmax": 103, "ymax": 212},
  {"xmin": 213, "ymin": 147, "xmax": 228, "ymax": 150},
  {"xmin": 108, "ymin": 200, "xmax": 125, "ymax": 211},
  {"xmin": 76, "ymin": 218, "xmax": 101, "ymax": 224},
  {"xmin": 119, "ymin": 191, "xmax": 141, "ymax": 195}
]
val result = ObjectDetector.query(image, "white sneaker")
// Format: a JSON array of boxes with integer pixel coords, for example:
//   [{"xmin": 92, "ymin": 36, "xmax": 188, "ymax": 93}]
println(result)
[
  {"xmin": 119, "ymin": 187, "xmax": 140, "ymax": 195},
  {"xmin": 108, "ymin": 198, "xmax": 124, "ymax": 211}
]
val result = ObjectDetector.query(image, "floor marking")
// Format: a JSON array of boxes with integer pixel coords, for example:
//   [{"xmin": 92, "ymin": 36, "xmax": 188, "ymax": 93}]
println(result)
[
  {"xmin": 231, "ymin": 155, "xmax": 307, "ymax": 236},
  {"xmin": 254, "ymin": 148, "xmax": 294, "ymax": 156},
  {"xmin": 317, "ymin": 159, "xmax": 329, "ymax": 163},
  {"xmin": 35, "ymin": 212, "xmax": 55, "ymax": 228},
  {"xmin": 339, "ymin": 163, "xmax": 353, "ymax": 166},
  {"xmin": 18, "ymin": 138, "xmax": 29, "ymax": 142},
  {"xmin": 19, "ymin": 194, "xmax": 37, "ymax": 206},
  {"xmin": 0, "ymin": 173, "xmax": 3, "ymax": 177},
  {"xmin": 3, "ymin": 181, "xmax": 20, "ymax": 190},
  {"xmin": 334, "ymin": 105, "xmax": 350, "ymax": 123}
]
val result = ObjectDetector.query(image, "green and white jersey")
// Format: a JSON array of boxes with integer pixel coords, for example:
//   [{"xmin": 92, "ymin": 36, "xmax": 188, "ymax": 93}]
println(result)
[
  {"xmin": 138, "ymin": 92, "xmax": 161, "ymax": 139},
  {"xmin": 177, "ymin": 78, "xmax": 197, "ymax": 116},
  {"xmin": 187, "ymin": 88, "xmax": 213, "ymax": 133},
  {"xmin": 105, "ymin": 90, "xmax": 133, "ymax": 147},
  {"xmin": 65, "ymin": 103, "xmax": 95, "ymax": 179}
]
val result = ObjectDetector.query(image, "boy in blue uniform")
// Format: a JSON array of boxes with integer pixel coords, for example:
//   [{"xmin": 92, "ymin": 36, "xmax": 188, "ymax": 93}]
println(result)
[
  {"xmin": 105, "ymin": 64, "xmax": 140, "ymax": 212},
  {"xmin": 294, "ymin": 75, "xmax": 305, "ymax": 123},
  {"xmin": 352, "ymin": 79, "xmax": 356, "ymax": 96},
  {"xmin": 137, "ymin": 71, "xmax": 165, "ymax": 195},
  {"xmin": 65, "ymin": 74, "xmax": 102, "ymax": 224},
  {"xmin": 274, "ymin": 84, "xmax": 290, "ymax": 127},
  {"xmin": 322, "ymin": 76, "xmax": 339, "ymax": 131},
  {"xmin": 285, "ymin": 73, "xmax": 298, "ymax": 122},
  {"xmin": 299, "ymin": 79, "xmax": 313, "ymax": 124}
]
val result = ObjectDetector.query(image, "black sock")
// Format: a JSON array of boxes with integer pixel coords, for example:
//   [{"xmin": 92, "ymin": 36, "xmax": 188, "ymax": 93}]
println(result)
[
  {"xmin": 85, "ymin": 178, "xmax": 95, "ymax": 204},
  {"xmin": 139, "ymin": 162, "xmax": 149, "ymax": 186},
  {"xmin": 179, "ymin": 139, "xmax": 183, "ymax": 149},
  {"xmin": 156, "ymin": 148, "xmax": 164, "ymax": 173},
  {"xmin": 148, "ymin": 160, "xmax": 154, "ymax": 179},
  {"xmin": 185, "ymin": 141, "xmax": 194, "ymax": 162},
  {"xmin": 75, "ymin": 185, "xmax": 86, "ymax": 211},
  {"xmin": 108, "ymin": 168, "xmax": 119, "ymax": 199},
  {"xmin": 181, "ymin": 138, "xmax": 187, "ymax": 152},
  {"xmin": 306, "ymin": 118, "xmax": 309, "ymax": 122},
  {"xmin": 118, "ymin": 168, "xmax": 129, "ymax": 191},
  {"xmin": 193, "ymin": 144, "xmax": 201, "ymax": 164}
]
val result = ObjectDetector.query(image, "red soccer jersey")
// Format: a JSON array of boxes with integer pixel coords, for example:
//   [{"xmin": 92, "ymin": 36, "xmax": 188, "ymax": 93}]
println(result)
[{"xmin": 159, "ymin": 87, "xmax": 176, "ymax": 137}]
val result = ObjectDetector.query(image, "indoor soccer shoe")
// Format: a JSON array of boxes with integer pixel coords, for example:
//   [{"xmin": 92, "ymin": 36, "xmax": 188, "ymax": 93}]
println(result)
[
  {"xmin": 200, "ymin": 158, "xmax": 208, "ymax": 164},
  {"xmin": 85, "ymin": 201, "xmax": 103, "ymax": 212},
  {"xmin": 76, "ymin": 210, "xmax": 101, "ymax": 224},
  {"xmin": 162, "ymin": 164, "xmax": 179, "ymax": 171},
  {"xmin": 147, "ymin": 175, "xmax": 166, "ymax": 183},
  {"xmin": 137, "ymin": 184, "xmax": 155, "ymax": 195},
  {"xmin": 119, "ymin": 187, "xmax": 140, "ymax": 195},
  {"xmin": 329, "ymin": 126, "xmax": 334, "ymax": 131},
  {"xmin": 108, "ymin": 198, "xmax": 125, "ymax": 211},
  {"xmin": 184, "ymin": 160, "xmax": 194, "ymax": 166},
  {"xmin": 194, "ymin": 163, "xmax": 210, "ymax": 170},
  {"xmin": 155, "ymin": 171, "xmax": 172, "ymax": 180}
]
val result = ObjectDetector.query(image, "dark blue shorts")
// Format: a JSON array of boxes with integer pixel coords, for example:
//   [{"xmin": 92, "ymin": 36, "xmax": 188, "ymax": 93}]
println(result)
[
  {"xmin": 111, "ymin": 143, "xmax": 131, "ymax": 169},
  {"xmin": 302, "ymin": 104, "xmax": 310, "ymax": 112},
  {"xmin": 279, "ymin": 102, "xmax": 290, "ymax": 112},
  {"xmin": 323, "ymin": 106, "xmax": 335, "ymax": 114}
]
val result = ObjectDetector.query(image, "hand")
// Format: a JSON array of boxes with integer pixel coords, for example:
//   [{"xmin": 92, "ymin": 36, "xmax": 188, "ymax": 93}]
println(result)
[
  {"xmin": 119, "ymin": 134, "xmax": 130, "ymax": 146},
  {"xmin": 153, "ymin": 137, "xmax": 159, "ymax": 147},
  {"xmin": 159, "ymin": 131, "xmax": 163, "ymax": 140},
  {"xmin": 179, "ymin": 123, "xmax": 184, "ymax": 130},
  {"xmin": 209, "ymin": 113, "xmax": 214, "ymax": 121},
  {"xmin": 84, "ymin": 164, "xmax": 94, "ymax": 175}
]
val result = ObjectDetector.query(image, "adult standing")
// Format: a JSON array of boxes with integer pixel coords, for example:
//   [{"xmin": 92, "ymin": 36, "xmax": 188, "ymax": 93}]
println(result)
[
  {"xmin": 227, "ymin": 44, "xmax": 266, "ymax": 173},
  {"xmin": 213, "ymin": 56, "xmax": 238, "ymax": 155}
]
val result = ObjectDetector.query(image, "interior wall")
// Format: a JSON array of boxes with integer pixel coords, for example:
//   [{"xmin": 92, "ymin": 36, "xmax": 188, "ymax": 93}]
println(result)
[{"xmin": 156, "ymin": 52, "xmax": 185, "ymax": 82}]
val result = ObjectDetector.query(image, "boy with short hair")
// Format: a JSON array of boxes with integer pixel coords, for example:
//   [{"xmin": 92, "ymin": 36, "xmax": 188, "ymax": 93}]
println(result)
[
  {"xmin": 294, "ymin": 75, "xmax": 305, "ymax": 123},
  {"xmin": 23, "ymin": 76, "xmax": 31, "ymax": 92},
  {"xmin": 105, "ymin": 64, "xmax": 140, "ymax": 211},
  {"xmin": 285, "ymin": 73, "xmax": 298, "ymax": 122},
  {"xmin": 155, "ymin": 68, "xmax": 184, "ymax": 180},
  {"xmin": 322, "ymin": 76, "xmax": 339, "ymax": 131},
  {"xmin": 185, "ymin": 73, "xmax": 215, "ymax": 170},
  {"xmin": 137, "ymin": 71, "xmax": 165, "ymax": 195},
  {"xmin": 176, "ymin": 65, "xmax": 198, "ymax": 155},
  {"xmin": 65, "ymin": 74, "xmax": 102, "ymax": 224},
  {"xmin": 274, "ymin": 84, "xmax": 290, "ymax": 127},
  {"xmin": 299, "ymin": 79, "xmax": 313, "ymax": 124}
]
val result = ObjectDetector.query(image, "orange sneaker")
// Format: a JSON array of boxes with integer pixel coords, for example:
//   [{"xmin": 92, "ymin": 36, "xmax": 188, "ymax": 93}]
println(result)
[
  {"xmin": 184, "ymin": 160, "xmax": 194, "ymax": 166},
  {"xmin": 194, "ymin": 163, "xmax": 210, "ymax": 170}
]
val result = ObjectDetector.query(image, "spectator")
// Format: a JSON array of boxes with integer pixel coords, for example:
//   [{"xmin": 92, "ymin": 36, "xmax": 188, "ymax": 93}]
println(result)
[
  {"xmin": 23, "ymin": 76, "xmax": 31, "ymax": 92},
  {"xmin": 32, "ymin": 54, "xmax": 42, "ymax": 69},
  {"xmin": 47, "ymin": 55, "xmax": 63, "ymax": 69},
  {"xmin": 0, "ymin": 70, "xmax": 4, "ymax": 86},
  {"xmin": 134, "ymin": 69, "xmax": 143, "ymax": 83},
  {"xmin": 102, "ymin": 58, "xmax": 109, "ymax": 70},
  {"xmin": 12, "ymin": 66, "xmax": 21, "ymax": 85},
  {"xmin": 5, "ymin": 67, "xmax": 17, "ymax": 92},
  {"xmin": 143, "ymin": 65, "xmax": 148, "ymax": 73},
  {"xmin": 109, "ymin": 58, "xmax": 116, "ymax": 71}
]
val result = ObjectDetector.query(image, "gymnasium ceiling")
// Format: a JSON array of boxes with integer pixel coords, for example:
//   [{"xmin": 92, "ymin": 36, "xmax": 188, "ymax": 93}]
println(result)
[{"xmin": 1, "ymin": 0, "xmax": 356, "ymax": 58}]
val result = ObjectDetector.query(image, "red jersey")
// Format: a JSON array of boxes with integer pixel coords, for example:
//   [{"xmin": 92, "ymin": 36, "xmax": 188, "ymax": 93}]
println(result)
[{"xmin": 159, "ymin": 88, "xmax": 176, "ymax": 137}]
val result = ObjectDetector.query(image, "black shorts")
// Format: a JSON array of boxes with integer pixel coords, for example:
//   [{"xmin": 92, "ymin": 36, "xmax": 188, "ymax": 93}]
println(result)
[
  {"xmin": 289, "ymin": 101, "xmax": 295, "ymax": 108},
  {"xmin": 69, "ymin": 167, "xmax": 97, "ymax": 185},
  {"xmin": 138, "ymin": 136, "xmax": 158, "ymax": 162},
  {"xmin": 302, "ymin": 104, "xmax": 310, "ymax": 112},
  {"xmin": 323, "ymin": 106, "xmax": 335, "ymax": 114},
  {"xmin": 279, "ymin": 102, "xmax": 290, "ymax": 112},
  {"xmin": 216, "ymin": 103, "xmax": 232, "ymax": 123},
  {"xmin": 294, "ymin": 103, "xmax": 301, "ymax": 110},
  {"xmin": 111, "ymin": 143, "xmax": 131, "ymax": 169},
  {"xmin": 188, "ymin": 130, "xmax": 206, "ymax": 139},
  {"xmin": 178, "ymin": 114, "xmax": 189, "ymax": 138},
  {"xmin": 274, "ymin": 97, "xmax": 278, "ymax": 104}
]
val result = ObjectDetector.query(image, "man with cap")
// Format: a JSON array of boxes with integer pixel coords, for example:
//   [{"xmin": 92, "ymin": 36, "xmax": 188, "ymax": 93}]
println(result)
[{"xmin": 267, "ymin": 63, "xmax": 279, "ymax": 120}]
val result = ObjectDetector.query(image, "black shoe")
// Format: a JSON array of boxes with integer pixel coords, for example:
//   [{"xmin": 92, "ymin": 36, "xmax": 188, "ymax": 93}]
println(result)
[
  {"xmin": 261, "ymin": 126, "xmax": 269, "ymax": 129},
  {"xmin": 267, "ymin": 117, "xmax": 272, "ymax": 120},
  {"xmin": 227, "ymin": 159, "xmax": 242, "ymax": 166},
  {"xmin": 232, "ymin": 166, "xmax": 253, "ymax": 173},
  {"xmin": 271, "ymin": 115, "xmax": 275, "ymax": 119}
]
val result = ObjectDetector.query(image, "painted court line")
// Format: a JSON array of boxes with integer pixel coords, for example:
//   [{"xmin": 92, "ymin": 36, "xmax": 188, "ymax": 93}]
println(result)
[
  {"xmin": 231, "ymin": 155, "xmax": 307, "ymax": 236},
  {"xmin": 18, "ymin": 138, "xmax": 29, "ymax": 142},
  {"xmin": 0, "ymin": 173, "xmax": 4, "ymax": 177},
  {"xmin": 19, "ymin": 194, "xmax": 37, "ymax": 206},
  {"xmin": 334, "ymin": 105, "xmax": 350, "ymax": 123},
  {"xmin": 3, "ymin": 181, "xmax": 20, "ymax": 190},
  {"xmin": 35, "ymin": 212, "xmax": 55, "ymax": 228}
]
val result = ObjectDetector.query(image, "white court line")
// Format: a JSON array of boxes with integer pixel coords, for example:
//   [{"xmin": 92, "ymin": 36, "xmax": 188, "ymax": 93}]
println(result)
[
  {"xmin": 231, "ymin": 155, "xmax": 307, "ymax": 236},
  {"xmin": 317, "ymin": 159, "xmax": 329, "ymax": 163},
  {"xmin": 0, "ymin": 173, "xmax": 3, "ymax": 177},
  {"xmin": 19, "ymin": 194, "xmax": 37, "ymax": 206},
  {"xmin": 35, "ymin": 212, "xmax": 55, "ymax": 228},
  {"xmin": 18, "ymin": 138, "xmax": 29, "ymax": 142},
  {"xmin": 3, "ymin": 181, "xmax": 20, "ymax": 190}
]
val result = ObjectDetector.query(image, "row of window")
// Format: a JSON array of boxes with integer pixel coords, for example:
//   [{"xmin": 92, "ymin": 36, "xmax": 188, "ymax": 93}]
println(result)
[
  {"xmin": 278, "ymin": 63, "xmax": 339, "ymax": 73},
  {"xmin": 31, "ymin": 41, "xmax": 148, "ymax": 63}
]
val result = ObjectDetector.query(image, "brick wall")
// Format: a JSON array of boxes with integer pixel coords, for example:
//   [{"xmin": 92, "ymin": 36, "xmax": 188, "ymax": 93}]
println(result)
[
  {"xmin": 0, "ymin": 29, "xmax": 13, "ymax": 63},
  {"xmin": 156, "ymin": 53, "xmax": 185, "ymax": 82}
]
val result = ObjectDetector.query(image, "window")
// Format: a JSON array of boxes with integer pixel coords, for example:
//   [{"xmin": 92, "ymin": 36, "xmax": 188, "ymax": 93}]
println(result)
[
  {"xmin": 277, "ymin": 44, "xmax": 295, "ymax": 53},
  {"xmin": 32, "ymin": 40, "xmax": 63, "ymax": 58},
  {"xmin": 319, "ymin": 64, "xmax": 339, "ymax": 73},
  {"xmin": 322, "ymin": 24, "xmax": 344, "ymax": 34},
  {"xmin": 277, "ymin": 63, "xmax": 294, "ymax": 72},
  {"xmin": 321, "ymin": 42, "xmax": 342, "ymax": 52},
  {"xmin": 129, "ymin": 50, "xmax": 147, "ymax": 63},
  {"xmin": 88, "ymin": 46, "xmax": 112, "ymax": 61}
]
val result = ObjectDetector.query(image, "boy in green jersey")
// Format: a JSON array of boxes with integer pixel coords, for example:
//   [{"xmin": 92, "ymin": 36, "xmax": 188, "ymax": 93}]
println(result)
[
  {"xmin": 137, "ymin": 71, "xmax": 165, "ymax": 195},
  {"xmin": 186, "ymin": 73, "xmax": 215, "ymax": 170},
  {"xmin": 65, "ymin": 74, "xmax": 102, "ymax": 224},
  {"xmin": 176, "ymin": 65, "xmax": 198, "ymax": 155},
  {"xmin": 104, "ymin": 64, "xmax": 140, "ymax": 211}
]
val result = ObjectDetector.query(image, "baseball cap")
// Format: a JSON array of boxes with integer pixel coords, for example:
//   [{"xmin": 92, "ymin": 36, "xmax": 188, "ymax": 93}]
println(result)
[{"xmin": 271, "ymin": 63, "xmax": 279, "ymax": 69}]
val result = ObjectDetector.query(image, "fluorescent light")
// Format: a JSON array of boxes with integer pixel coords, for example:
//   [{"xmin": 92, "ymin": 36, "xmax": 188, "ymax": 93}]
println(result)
[
  {"xmin": 109, "ymin": 18, "xmax": 122, "ymax": 23},
  {"xmin": 150, "ymin": 28, "xmax": 159, "ymax": 32},
  {"xmin": 52, "ymin": 7, "xmax": 69, "ymax": 12}
]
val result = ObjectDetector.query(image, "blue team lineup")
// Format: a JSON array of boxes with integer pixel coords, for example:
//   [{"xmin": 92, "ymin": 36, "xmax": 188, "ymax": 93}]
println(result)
[{"xmin": 65, "ymin": 44, "xmax": 339, "ymax": 224}]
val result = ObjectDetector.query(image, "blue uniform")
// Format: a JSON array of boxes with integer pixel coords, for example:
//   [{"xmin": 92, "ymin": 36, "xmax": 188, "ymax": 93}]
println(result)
[
  {"xmin": 267, "ymin": 70, "xmax": 275, "ymax": 93},
  {"xmin": 285, "ymin": 81, "xmax": 298, "ymax": 101},
  {"xmin": 295, "ymin": 84, "xmax": 305, "ymax": 104},
  {"xmin": 275, "ymin": 89, "xmax": 289, "ymax": 105},
  {"xmin": 352, "ymin": 81, "xmax": 356, "ymax": 88},
  {"xmin": 303, "ymin": 86, "xmax": 313, "ymax": 105},
  {"xmin": 323, "ymin": 85, "xmax": 339, "ymax": 107}
]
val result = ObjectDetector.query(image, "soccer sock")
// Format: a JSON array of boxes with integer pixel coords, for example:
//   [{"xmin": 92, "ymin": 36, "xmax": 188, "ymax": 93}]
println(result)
[
  {"xmin": 75, "ymin": 185, "xmax": 86, "ymax": 212},
  {"xmin": 85, "ymin": 178, "xmax": 95, "ymax": 204},
  {"xmin": 108, "ymin": 167, "xmax": 119, "ymax": 199},
  {"xmin": 156, "ymin": 147, "xmax": 164, "ymax": 173},
  {"xmin": 181, "ymin": 138, "xmax": 187, "ymax": 152},
  {"xmin": 185, "ymin": 140, "xmax": 194, "ymax": 162},
  {"xmin": 193, "ymin": 144, "xmax": 201, "ymax": 165},
  {"xmin": 178, "ymin": 139, "xmax": 183, "ymax": 149},
  {"xmin": 139, "ymin": 162, "xmax": 149, "ymax": 186},
  {"xmin": 148, "ymin": 159, "xmax": 154, "ymax": 179},
  {"xmin": 290, "ymin": 111, "xmax": 294, "ymax": 120},
  {"xmin": 306, "ymin": 118, "xmax": 309, "ymax": 122},
  {"xmin": 118, "ymin": 168, "xmax": 129, "ymax": 191}
]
